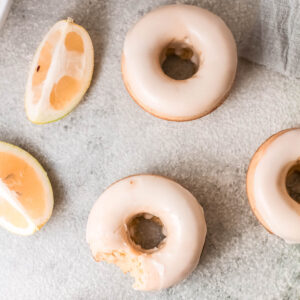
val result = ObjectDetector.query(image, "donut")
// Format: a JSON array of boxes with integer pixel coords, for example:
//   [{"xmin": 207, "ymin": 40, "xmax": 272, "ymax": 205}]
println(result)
[
  {"xmin": 122, "ymin": 4, "xmax": 237, "ymax": 121},
  {"xmin": 86, "ymin": 175, "xmax": 207, "ymax": 290},
  {"xmin": 247, "ymin": 128, "xmax": 300, "ymax": 244}
]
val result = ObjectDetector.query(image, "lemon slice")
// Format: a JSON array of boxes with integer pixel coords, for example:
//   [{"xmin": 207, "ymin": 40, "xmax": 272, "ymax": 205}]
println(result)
[
  {"xmin": 0, "ymin": 142, "xmax": 53, "ymax": 235},
  {"xmin": 25, "ymin": 18, "xmax": 94, "ymax": 124}
]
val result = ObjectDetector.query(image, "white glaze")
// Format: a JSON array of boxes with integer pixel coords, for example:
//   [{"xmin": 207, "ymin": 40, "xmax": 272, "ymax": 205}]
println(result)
[
  {"xmin": 122, "ymin": 4, "xmax": 237, "ymax": 121},
  {"xmin": 86, "ymin": 175, "xmax": 207, "ymax": 290},
  {"xmin": 251, "ymin": 129, "xmax": 300, "ymax": 244}
]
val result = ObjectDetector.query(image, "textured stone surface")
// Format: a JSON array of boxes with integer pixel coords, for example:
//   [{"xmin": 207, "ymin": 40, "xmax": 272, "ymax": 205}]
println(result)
[{"xmin": 0, "ymin": 1, "xmax": 300, "ymax": 299}]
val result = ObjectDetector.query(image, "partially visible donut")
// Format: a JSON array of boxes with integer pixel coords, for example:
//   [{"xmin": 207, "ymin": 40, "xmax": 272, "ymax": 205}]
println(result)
[{"xmin": 247, "ymin": 128, "xmax": 300, "ymax": 244}]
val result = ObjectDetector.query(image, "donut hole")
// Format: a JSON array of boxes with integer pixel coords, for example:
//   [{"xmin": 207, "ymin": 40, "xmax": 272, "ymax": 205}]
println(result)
[
  {"xmin": 160, "ymin": 41, "xmax": 199, "ymax": 80},
  {"xmin": 286, "ymin": 163, "xmax": 300, "ymax": 204},
  {"xmin": 127, "ymin": 213, "xmax": 167, "ymax": 251}
]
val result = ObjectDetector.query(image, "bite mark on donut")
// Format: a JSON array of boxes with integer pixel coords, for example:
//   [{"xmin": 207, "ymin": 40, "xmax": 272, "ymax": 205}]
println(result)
[{"xmin": 94, "ymin": 250, "xmax": 146, "ymax": 289}]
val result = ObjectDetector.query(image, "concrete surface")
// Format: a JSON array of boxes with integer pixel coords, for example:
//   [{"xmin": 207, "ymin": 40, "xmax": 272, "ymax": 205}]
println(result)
[{"xmin": 0, "ymin": 0, "xmax": 299, "ymax": 299}]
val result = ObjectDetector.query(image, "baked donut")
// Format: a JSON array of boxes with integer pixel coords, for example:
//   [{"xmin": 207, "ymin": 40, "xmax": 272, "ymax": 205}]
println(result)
[
  {"xmin": 247, "ymin": 128, "xmax": 300, "ymax": 244},
  {"xmin": 122, "ymin": 4, "xmax": 237, "ymax": 121},
  {"xmin": 86, "ymin": 175, "xmax": 207, "ymax": 290}
]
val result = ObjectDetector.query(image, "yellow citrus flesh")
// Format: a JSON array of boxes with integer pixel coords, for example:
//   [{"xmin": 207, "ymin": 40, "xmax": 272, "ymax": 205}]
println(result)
[
  {"xmin": 0, "ymin": 152, "xmax": 46, "ymax": 220},
  {"xmin": 0, "ymin": 198, "xmax": 29, "ymax": 229},
  {"xmin": 32, "ymin": 30, "xmax": 61, "ymax": 88},
  {"xmin": 65, "ymin": 31, "xmax": 84, "ymax": 53},
  {"xmin": 0, "ymin": 142, "xmax": 53, "ymax": 235},
  {"xmin": 50, "ymin": 75, "xmax": 80, "ymax": 110},
  {"xmin": 25, "ymin": 18, "xmax": 94, "ymax": 124}
]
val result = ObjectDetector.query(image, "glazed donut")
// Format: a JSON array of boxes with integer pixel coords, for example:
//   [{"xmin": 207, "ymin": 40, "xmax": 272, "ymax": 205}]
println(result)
[
  {"xmin": 86, "ymin": 175, "xmax": 207, "ymax": 290},
  {"xmin": 247, "ymin": 128, "xmax": 300, "ymax": 244},
  {"xmin": 122, "ymin": 4, "xmax": 237, "ymax": 121}
]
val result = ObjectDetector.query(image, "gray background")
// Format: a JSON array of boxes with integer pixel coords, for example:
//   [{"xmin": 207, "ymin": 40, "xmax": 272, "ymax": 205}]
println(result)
[{"xmin": 0, "ymin": 0, "xmax": 300, "ymax": 299}]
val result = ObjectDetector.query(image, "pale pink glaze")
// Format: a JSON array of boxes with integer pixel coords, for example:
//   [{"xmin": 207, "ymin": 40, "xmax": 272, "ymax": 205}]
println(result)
[
  {"xmin": 251, "ymin": 129, "xmax": 300, "ymax": 244},
  {"xmin": 86, "ymin": 175, "xmax": 207, "ymax": 290},
  {"xmin": 122, "ymin": 4, "xmax": 237, "ymax": 121}
]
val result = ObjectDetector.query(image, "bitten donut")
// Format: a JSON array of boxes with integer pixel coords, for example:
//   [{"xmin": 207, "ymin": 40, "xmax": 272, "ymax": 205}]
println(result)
[
  {"xmin": 122, "ymin": 4, "xmax": 237, "ymax": 121},
  {"xmin": 86, "ymin": 175, "xmax": 207, "ymax": 290},
  {"xmin": 247, "ymin": 128, "xmax": 300, "ymax": 244}
]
